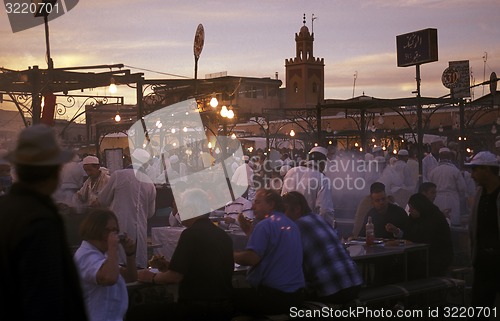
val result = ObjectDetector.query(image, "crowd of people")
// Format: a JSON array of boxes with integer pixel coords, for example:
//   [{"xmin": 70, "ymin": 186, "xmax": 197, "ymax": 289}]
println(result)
[{"xmin": 1, "ymin": 124, "xmax": 499, "ymax": 320}]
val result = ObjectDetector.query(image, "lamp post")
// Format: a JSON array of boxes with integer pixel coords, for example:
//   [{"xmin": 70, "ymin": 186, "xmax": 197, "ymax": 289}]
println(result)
[
  {"xmin": 289, "ymin": 128, "xmax": 296, "ymax": 160},
  {"xmin": 208, "ymin": 97, "xmax": 236, "ymax": 201}
]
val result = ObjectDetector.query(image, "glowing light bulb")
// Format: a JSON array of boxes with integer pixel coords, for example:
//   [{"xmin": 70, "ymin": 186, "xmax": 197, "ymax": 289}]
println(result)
[
  {"xmin": 220, "ymin": 105, "xmax": 228, "ymax": 118},
  {"xmin": 209, "ymin": 96, "xmax": 218, "ymax": 108}
]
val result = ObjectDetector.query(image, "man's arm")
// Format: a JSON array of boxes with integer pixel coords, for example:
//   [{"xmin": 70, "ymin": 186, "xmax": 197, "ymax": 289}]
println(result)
[{"xmin": 234, "ymin": 249, "xmax": 261, "ymax": 266}]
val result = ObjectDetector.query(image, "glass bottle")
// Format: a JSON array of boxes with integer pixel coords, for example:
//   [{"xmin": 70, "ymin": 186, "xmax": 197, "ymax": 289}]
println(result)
[{"xmin": 365, "ymin": 216, "xmax": 375, "ymax": 246}]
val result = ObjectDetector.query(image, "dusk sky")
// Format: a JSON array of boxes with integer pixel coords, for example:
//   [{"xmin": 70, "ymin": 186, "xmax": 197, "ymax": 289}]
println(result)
[{"xmin": 1, "ymin": 0, "xmax": 499, "ymax": 111}]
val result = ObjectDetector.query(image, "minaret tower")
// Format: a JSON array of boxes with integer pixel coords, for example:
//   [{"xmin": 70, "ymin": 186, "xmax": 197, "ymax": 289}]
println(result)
[{"xmin": 285, "ymin": 14, "xmax": 325, "ymax": 108}]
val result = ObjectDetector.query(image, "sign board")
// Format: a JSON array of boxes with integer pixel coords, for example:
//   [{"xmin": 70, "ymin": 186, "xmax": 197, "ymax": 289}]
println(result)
[
  {"xmin": 448, "ymin": 60, "xmax": 470, "ymax": 98},
  {"xmin": 442, "ymin": 67, "xmax": 459, "ymax": 89},
  {"xmin": 104, "ymin": 148, "xmax": 123, "ymax": 174},
  {"xmin": 490, "ymin": 72, "xmax": 497, "ymax": 96},
  {"xmin": 396, "ymin": 28, "xmax": 438, "ymax": 67},
  {"xmin": 193, "ymin": 24, "xmax": 205, "ymax": 59}
]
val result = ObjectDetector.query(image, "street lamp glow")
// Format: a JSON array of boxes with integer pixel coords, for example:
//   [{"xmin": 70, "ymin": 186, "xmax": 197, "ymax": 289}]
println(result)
[
  {"xmin": 183, "ymin": 126, "xmax": 188, "ymax": 132},
  {"xmin": 289, "ymin": 129, "xmax": 296, "ymax": 137},
  {"xmin": 231, "ymin": 133, "xmax": 237, "ymax": 140},
  {"xmin": 227, "ymin": 109, "xmax": 234, "ymax": 119},
  {"xmin": 114, "ymin": 113, "xmax": 121, "ymax": 122}
]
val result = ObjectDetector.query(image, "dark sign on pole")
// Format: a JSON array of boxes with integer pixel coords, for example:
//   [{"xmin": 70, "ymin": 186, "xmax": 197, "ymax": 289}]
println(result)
[{"xmin": 396, "ymin": 28, "xmax": 438, "ymax": 67}]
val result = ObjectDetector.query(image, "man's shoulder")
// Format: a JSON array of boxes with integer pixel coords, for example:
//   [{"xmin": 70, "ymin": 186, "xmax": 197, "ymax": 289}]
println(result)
[{"xmin": 388, "ymin": 203, "xmax": 409, "ymax": 217}]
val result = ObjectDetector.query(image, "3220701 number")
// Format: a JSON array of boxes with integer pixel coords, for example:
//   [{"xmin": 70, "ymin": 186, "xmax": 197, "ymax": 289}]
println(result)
[{"xmin": 5, "ymin": 2, "xmax": 60, "ymax": 15}]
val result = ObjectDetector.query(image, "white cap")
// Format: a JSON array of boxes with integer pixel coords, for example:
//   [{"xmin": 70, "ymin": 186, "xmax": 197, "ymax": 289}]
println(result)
[
  {"xmin": 464, "ymin": 151, "xmax": 499, "ymax": 167},
  {"xmin": 397, "ymin": 149, "xmax": 409, "ymax": 156},
  {"xmin": 82, "ymin": 155, "xmax": 99, "ymax": 165},
  {"xmin": 131, "ymin": 148, "xmax": 151, "ymax": 164},
  {"xmin": 364, "ymin": 153, "xmax": 374, "ymax": 161},
  {"xmin": 439, "ymin": 147, "xmax": 451, "ymax": 154},
  {"xmin": 374, "ymin": 156, "xmax": 386, "ymax": 163},
  {"xmin": 309, "ymin": 146, "xmax": 328, "ymax": 157},
  {"xmin": 372, "ymin": 146, "xmax": 382, "ymax": 153},
  {"xmin": 496, "ymin": 140, "xmax": 500, "ymax": 148}
]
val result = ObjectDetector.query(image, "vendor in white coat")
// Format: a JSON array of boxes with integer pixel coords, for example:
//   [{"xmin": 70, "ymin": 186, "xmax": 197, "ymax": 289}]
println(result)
[
  {"xmin": 281, "ymin": 146, "xmax": 335, "ymax": 225},
  {"xmin": 428, "ymin": 147, "xmax": 466, "ymax": 227},
  {"xmin": 97, "ymin": 148, "xmax": 156, "ymax": 268}
]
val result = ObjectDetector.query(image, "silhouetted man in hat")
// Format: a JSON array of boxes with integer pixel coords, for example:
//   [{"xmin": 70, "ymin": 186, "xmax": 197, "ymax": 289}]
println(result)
[{"xmin": 0, "ymin": 124, "xmax": 88, "ymax": 321}]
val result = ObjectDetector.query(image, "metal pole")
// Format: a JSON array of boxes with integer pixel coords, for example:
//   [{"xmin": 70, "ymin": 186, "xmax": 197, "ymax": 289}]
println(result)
[
  {"xmin": 31, "ymin": 66, "xmax": 41, "ymax": 125},
  {"xmin": 416, "ymin": 64, "xmax": 423, "ymax": 187},
  {"xmin": 221, "ymin": 120, "xmax": 235, "ymax": 201},
  {"xmin": 44, "ymin": 14, "xmax": 53, "ymax": 70},
  {"xmin": 459, "ymin": 98, "xmax": 465, "ymax": 168},
  {"xmin": 360, "ymin": 110, "xmax": 366, "ymax": 152},
  {"xmin": 316, "ymin": 102, "xmax": 322, "ymax": 145},
  {"xmin": 194, "ymin": 56, "xmax": 199, "ymax": 95}
]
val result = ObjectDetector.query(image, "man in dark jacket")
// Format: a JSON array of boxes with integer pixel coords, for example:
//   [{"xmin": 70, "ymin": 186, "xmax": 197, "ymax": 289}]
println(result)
[{"xmin": 0, "ymin": 124, "xmax": 88, "ymax": 321}]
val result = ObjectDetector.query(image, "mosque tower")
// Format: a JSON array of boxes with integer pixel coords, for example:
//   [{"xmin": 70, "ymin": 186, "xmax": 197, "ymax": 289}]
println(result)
[{"xmin": 285, "ymin": 14, "xmax": 325, "ymax": 109}]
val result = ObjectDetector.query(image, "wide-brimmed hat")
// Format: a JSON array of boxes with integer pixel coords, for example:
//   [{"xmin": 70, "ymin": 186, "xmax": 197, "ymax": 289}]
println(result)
[
  {"xmin": 6, "ymin": 124, "xmax": 73, "ymax": 166},
  {"xmin": 464, "ymin": 151, "xmax": 499, "ymax": 167}
]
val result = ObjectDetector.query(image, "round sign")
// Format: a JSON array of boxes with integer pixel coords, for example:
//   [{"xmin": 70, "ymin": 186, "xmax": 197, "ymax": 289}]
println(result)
[
  {"xmin": 442, "ymin": 67, "xmax": 460, "ymax": 89},
  {"xmin": 193, "ymin": 24, "xmax": 205, "ymax": 59},
  {"xmin": 490, "ymin": 72, "xmax": 497, "ymax": 95}
]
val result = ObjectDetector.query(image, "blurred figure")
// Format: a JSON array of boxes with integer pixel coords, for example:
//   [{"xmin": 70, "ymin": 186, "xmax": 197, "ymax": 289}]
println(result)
[
  {"xmin": 74, "ymin": 208, "xmax": 137, "ymax": 321},
  {"xmin": 281, "ymin": 146, "xmax": 335, "ymax": 225},
  {"xmin": 221, "ymin": 193, "xmax": 253, "ymax": 232},
  {"xmin": 283, "ymin": 191, "xmax": 363, "ymax": 304},
  {"xmin": 422, "ymin": 137, "xmax": 444, "ymax": 182},
  {"xmin": 231, "ymin": 155, "xmax": 253, "ymax": 188},
  {"xmin": 136, "ymin": 189, "xmax": 234, "ymax": 321},
  {"xmin": 74, "ymin": 156, "xmax": 110, "ymax": 207},
  {"xmin": 406, "ymin": 193, "xmax": 454, "ymax": 277},
  {"xmin": 428, "ymin": 148, "xmax": 466, "ymax": 227},
  {"xmin": 0, "ymin": 149, "xmax": 12, "ymax": 195},
  {"xmin": 97, "ymin": 149, "xmax": 156, "ymax": 268},
  {"xmin": 0, "ymin": 124, "xmax": 87, "ymax": 321},
  {"xmin": 465, "ymin": 151, "xmax": 500, "ymax": 315},
  {"xmin": 407, "ymin": 148, "xmax": 419, "ymax": 187},
  {"xmin": 53, "ymin": 153, "xmax": 86, "ymax": 206}
]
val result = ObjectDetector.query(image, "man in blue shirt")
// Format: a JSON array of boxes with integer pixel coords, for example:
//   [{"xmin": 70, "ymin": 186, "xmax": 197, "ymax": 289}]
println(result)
[{"xmin": 234, "ymin": 188, "xmax": 305, "ymax": 316}]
